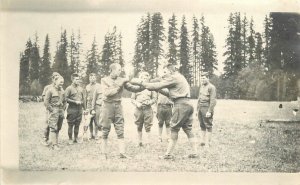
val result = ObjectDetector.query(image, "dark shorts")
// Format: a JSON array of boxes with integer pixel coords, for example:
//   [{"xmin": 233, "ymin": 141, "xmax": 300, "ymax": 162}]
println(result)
[
  {"xmin": 100, "ymin": 101, "xmax": 124, "ymax": 139},
  {"xmin": 48, "ymin": 108, "xmax": 64, "ymax": 131},
  {"xmin": 198, "ymin": 106, "xmax": 214, "ymax": 131},
  {"xmin": 170, "ymin": 103, "xmax": 194, "ymax": 138},
  {"xmin": 67, "ymin": 105, "xmax": 82, "ymax": 126},
  {"xmin": 134, "ymin": 106, "xmax": 153, "ymax": 132},
  {"xmin": 156, "ymin": 104, "xmax": 172, "ymax": 127}
]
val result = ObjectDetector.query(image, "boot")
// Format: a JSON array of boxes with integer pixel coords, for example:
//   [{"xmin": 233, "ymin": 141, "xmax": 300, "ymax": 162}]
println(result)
[
  {"xmin": 166, "ymin": 127, "xmax": 171, "ymax": 142},
  {"xmin": 102, "ymin": 139, "xmax": 108, "ymax": 159},
  {"xmin": 200, "ymin": 130, "xmax": 206, "ymax": 146},
  {"xmin": 188, "ymin": 137, "xmax": 198, "ymax": 158},
  {"xmin": 159, "ymin": 138, "xmax": 177, "ymax": 159},
  {"xmin": 158, "ymin": 127, "xmax": 163, "ymax": 142},
  {"xmin": 138, "ymin": 131, "xmax": 143, "ymax": 147},
  {"xmin": 206, "ymin": 131, "xmax": 212, "ymax": 148},
  {"xmin": 145, "ymin": 131, "xmax": 151, "ymax": 144},
  {"xmin": 118, "ymin": 139, "xmax": 130, "ymax": 159}
]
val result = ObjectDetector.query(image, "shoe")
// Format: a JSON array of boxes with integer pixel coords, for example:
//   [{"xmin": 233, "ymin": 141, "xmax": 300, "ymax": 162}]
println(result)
[
  {"xmin": 119, "ymin": 153, "xmax": 131, "ymax": 159},
  {"xmin": 95, "ymin": 136, "xmax": 100, "ymax": 140},
  {"xmin": 187, "ymin": 154, "xmax": 199, "ymax": 158},
  {"xmin": 73, "ymin": 139, "xmax": 78, "ymax": 144},
  {"xmin": 52, "ymin": 145, "xmax": 60, "ymax": 150},
  {"xmin": 89, "ymin": 136, "xmax": 95, "ymax": 140},
  {"xmin": 158, "ymin": 137, "xmax": 163, "ymax": 142},
  {"xmin": 200, "ymin": 142, "xmax": 205, "ymax": 146},
  {"xmin": 159, "ymin": 154, "xmax": 175, "ymax": 160},
  {"xmin": 41, "ymin": 140, "xmax": 49, "ymax": 146},
  {"xmin": 68, "ymin": 140, "xmax": 73, "ymax": 145},
  {"xmin": 138, "ymin": 142, "xmax": 143, "ymax": 147}
]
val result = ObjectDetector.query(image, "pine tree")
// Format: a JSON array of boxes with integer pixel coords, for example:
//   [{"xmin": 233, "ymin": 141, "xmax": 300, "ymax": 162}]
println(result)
[
  {"xmin": 199, "ymin": 16, "xmax": 217, "ymax": 78},
  {"xmin": 254, "ymin": 32, "xmax": 264, "ymax": 67},
  {"xmin": 39, "ymin": 34, "xmax": 52, "ymax": 87},
  {"xmin": 191, "ymin": 15, "xmax": 200, "ymax": 86},
  {"xmin": 116, "ymin": 33, "xmax": 125, "ymax": 67},
  {"xmin": 167, "ymin": 14, "xmax": 179, "ymax": 66},
  {"xmin": 86, "ymin": 37, "xmax": 100, "ymax": 76},
  {"xmin": 100, "ymin": 33, "xmax": 113, "ymax": 77},
  {"xmin": 75, "ymin": 30, "xmax": 84, "ymax": 75},
  {"xmin": 141, "ymin": 13, "xmax": 152, "ymax": 75},
  {"xmin": 150, "ymin": 12, "xmax": 165, "ymax": 77},
  {"xmin": 179, "ymin": 15, "xmax": 192, "ymax": 85},
  {"xmin": 263, "ymin": 15, "xmax": 272, "ymax": 71},
  {"xmin": 19, "ymin": 38, "xmax": 32, "ymax": 95},
  {"xmin": 132, "ymin": 14, "xmax": 152, "ymax": 76},
  {"xmin": 69, "ymin": 31, "xmax": 76, "ymax": 75},
  {"xmin": 29, "ymin": 33, "xmax": 41, "ymax": 82},
  {"xmin": 248, "ymin": 17, "xmax": 256, "ymax": 66},
  {"xmin": 233, "ymin": 12, "xmax": 243, "ymax": 74},
  {"xmin": 53, "ymin": 30, "xmax": 70, "ymax": 86},
  {"xmin": 207, "ymin": 33, "xmax": 218, "ymax": 76},
  {"xmin": 241, "ymin": 14, "xmax": 248, "ymax": 68},
  {"xmin": 223, "ymin": 13, "xmax": 235, "ymax": 78}
]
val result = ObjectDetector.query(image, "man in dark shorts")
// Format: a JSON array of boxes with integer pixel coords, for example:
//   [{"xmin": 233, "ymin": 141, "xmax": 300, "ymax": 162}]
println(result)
[
  {"xmin": 197, "ymin": 72, "xmax": 217, "ymax": 147},
  {"xmin": 131, "ymin": 71, "xmax": 157, "ymax": 146},
  {"xmin": 100, "ymin": 63, "xmax": 144, "ymax": 158},
  {"xmin": 131, "ymin": 63, "xmax": 198, "ymax": 159},
  {"xmin": 65, "ymin": 73, "xmax": 86, "ymax": 144}
]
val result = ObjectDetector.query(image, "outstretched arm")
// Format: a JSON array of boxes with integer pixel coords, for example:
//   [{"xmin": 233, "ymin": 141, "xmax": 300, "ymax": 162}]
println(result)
[{"xmin": 124, "ymin": 82, "xmax": 145, "ymax": 92}]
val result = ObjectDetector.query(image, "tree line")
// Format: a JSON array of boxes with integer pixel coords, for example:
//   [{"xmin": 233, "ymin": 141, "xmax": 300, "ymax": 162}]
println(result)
[
  {"xmin": 220, "ymin": 12, "xmax": 300, "ymax": 101},
  {"xmin": 19, "ymin": 12, "xmax": 300, "ymax": 101}
]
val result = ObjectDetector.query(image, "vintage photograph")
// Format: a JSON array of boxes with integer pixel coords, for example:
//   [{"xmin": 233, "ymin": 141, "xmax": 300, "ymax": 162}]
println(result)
[{"xmin": 1, "ymin": 1, "xmax": 300, "ymax": 174}]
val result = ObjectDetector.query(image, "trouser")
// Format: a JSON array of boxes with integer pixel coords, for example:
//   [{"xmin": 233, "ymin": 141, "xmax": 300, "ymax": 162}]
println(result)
[
  {"xmin": 43, "ymin": 110, "xmax": 50, "ymax": 141},
  {"xmin": 134, "ymin": 106, "xmax": 153, "ymax": 132},
  {"xmin": 48, "ymin": 108, "xmax": 64, "ymax": 145},
  {"xmin": 67, "ymin": 105, "xmax": 82, "ymax": 140},
  {"xmin": 170, "ymin": 102, "xmax": 194, "ymax": 140},
  {"xmin": 100, "ymin": 101, "xmax": 124, "ymax": 139},
  {"xmin": 198, "ymin": 106, "xmax": 214, "ymax": 132},
  {"xmin": 157, "ymin": 104, "xmax": 172, "ymax": 128},
  {"xmin": 87, "ymin": 105, "xmax": 102, "ymax": 137}
]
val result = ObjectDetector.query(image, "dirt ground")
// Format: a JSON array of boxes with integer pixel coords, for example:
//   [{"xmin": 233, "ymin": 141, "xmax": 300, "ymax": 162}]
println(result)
[{"xmin": 19, "ymin": 99, "xmax": 300, "ymax": 172}]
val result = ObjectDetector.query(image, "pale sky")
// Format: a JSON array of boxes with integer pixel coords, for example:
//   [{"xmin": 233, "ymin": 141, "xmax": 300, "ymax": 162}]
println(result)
[{"xmin": 1, "ymin": 11, "xmax": 268, "ymax": 75}]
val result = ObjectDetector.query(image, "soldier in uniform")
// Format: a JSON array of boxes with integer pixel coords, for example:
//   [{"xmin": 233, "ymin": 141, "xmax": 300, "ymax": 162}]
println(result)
[
  {"xmin": 65, "ymin": 73, "xmax": 86, "ymax": 144},
  {"xmin": 44, "ymin": 76, "xmax": 66, "ymax": 150},
  {"xmin": 131, "ymin": 72, "xmax": 157, "ymax": 146},
  {"xmin": 85, "ymin": 73, "xmax": 101, "ymax": 140},
  {"xmin": 197, "ymin": 72, "xmax": 217, "ymax": 147},
  {"xmin": 131, "ymin": 63, "xmax": 198, "ymax": 159},
  {"xmin": 100, "ymin": 63, "xmax": 144, "ymax": 159},
  {"xmin": 41, "ymin": 72, "xmax": 61, "ymax": 145}
]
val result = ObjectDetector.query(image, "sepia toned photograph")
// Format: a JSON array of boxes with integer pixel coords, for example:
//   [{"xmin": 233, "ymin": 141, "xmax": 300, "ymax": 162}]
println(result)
[{"xmin": 1, "ymin": 0, "xmax": 300, "ymax": 183}]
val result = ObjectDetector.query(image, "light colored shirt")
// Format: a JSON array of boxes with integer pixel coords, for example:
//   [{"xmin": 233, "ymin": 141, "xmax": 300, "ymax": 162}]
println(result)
[
  {"xmin": 86, "ymin": 82, "xmax": 101, "ymax": 109},
  {"xmin": 44, "ymin": 86, "xmax": 66, "ymax": 111},
  {"xmin": 197, "ymin": 82, "xmax": 217, "ymax": 112},
  {"xmin": 131, "ymin": 89, "xmax": 157, "ymax": 106}
]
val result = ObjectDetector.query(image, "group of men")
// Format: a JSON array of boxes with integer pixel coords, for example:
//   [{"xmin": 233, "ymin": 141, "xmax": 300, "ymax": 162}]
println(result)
[{"xmin": 42, "ymin": 62, "xmax": 217, "ymax": 159}]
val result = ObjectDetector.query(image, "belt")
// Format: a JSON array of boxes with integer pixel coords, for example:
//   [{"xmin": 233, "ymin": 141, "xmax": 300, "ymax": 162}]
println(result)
[
  {"xmin": 172, "ymin": 97, "xmax": 190, "ymax": 104},
  {"xmin": 140, "ymin": 105, "xmax": 151, "ymax": 109},
  {"xmin": 158, "ymin": 104, "xmax": 173, "ymax": 106}
]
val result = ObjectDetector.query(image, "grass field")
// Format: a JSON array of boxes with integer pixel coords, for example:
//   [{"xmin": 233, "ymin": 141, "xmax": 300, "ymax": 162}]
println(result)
[{"xmin": 19, "ymin": 99, "xmax": 300, "ymax": 172}]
